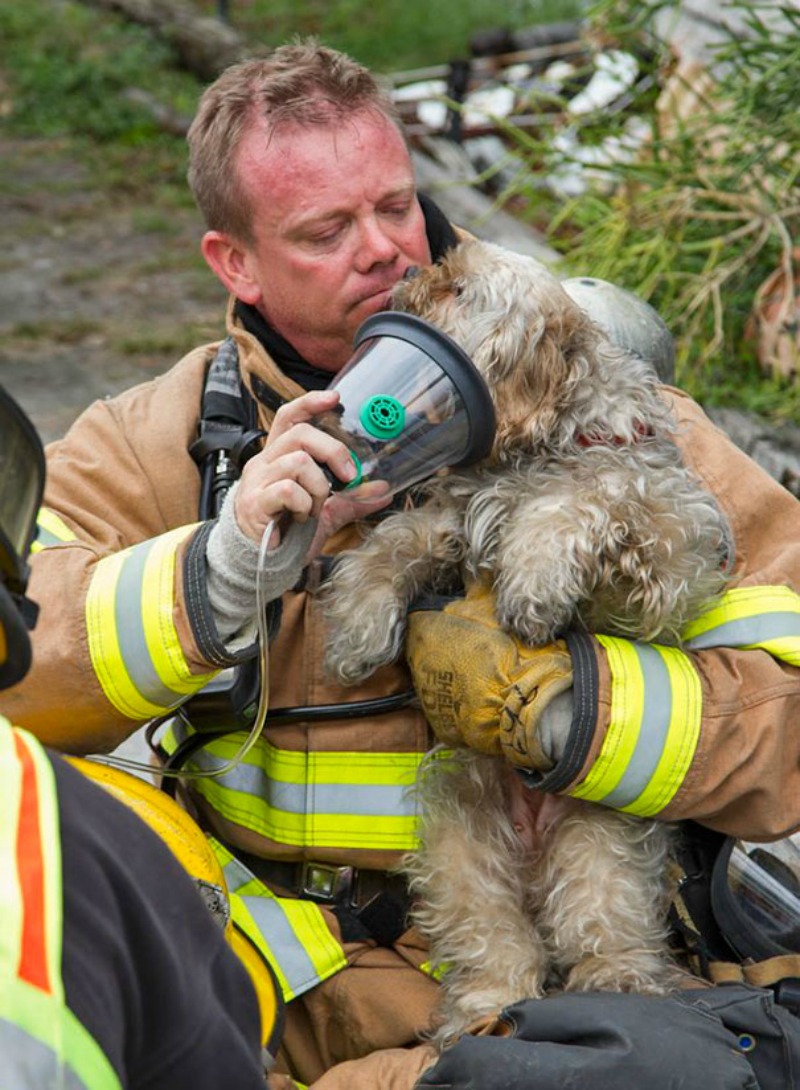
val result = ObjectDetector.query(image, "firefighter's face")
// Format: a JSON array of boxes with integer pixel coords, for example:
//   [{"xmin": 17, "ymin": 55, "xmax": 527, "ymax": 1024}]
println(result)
[{"xmin": 204, "ymin": 111, "xmax": 432, "ymax": 372}]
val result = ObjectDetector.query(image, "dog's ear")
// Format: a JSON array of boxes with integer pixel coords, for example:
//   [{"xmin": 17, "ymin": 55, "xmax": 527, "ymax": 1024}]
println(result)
[{"xmin": 490, "ymin": 303, "xmax": 596, "ymax": 454}]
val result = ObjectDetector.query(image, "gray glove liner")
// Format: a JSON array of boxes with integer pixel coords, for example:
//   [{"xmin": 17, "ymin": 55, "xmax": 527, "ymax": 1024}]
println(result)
[
  {"xmin": 537, "ymin": 688, "xmax": 573, "ymax": 765},
  {"xmin": 206, "ymin": 483, "xmax": 317, "ymax": 644}
]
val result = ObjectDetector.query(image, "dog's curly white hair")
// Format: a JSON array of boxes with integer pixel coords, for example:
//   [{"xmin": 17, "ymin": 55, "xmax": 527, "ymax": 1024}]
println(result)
[{"xmin": 319, "ymin": 239, "xmax": 732, "ymax": 1043}]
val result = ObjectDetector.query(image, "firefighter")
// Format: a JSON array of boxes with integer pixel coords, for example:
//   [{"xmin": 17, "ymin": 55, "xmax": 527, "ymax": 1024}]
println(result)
[
  {"xmin": 5, "ymin": 39, "xmax": 800, "ymax": 1089},
  {"xmin": 0, "ymin": 384, "xmax": 271, "ymax": 1090}
]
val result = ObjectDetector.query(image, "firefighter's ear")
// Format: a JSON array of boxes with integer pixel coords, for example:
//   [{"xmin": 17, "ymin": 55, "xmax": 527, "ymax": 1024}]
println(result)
[{"xmin": 201, "ymin": 231, "xmax": 262, "ymax": 307}]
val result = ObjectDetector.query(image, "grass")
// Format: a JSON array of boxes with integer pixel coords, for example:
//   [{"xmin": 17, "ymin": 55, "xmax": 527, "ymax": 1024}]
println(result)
[
  {"xmin": 1, "ymin": 0, "xmax": 796, "ymax": 421},
  {"xmin": 196, "ymin": 0, "xmax": 583, "ymax": 72},
  {"xmin": 9, "ymin": 318, "xmax": 105, "ymax": 343}
]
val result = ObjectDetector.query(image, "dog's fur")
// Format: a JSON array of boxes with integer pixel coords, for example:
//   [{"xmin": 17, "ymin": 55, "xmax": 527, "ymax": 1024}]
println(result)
[{"xmin": 319, "ymin": 240, "xmax": 732, "ymax": 1042}]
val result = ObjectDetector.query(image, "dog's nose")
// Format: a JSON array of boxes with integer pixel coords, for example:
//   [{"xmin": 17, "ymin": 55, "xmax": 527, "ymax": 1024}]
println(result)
[{"xmin": 402, "ymin": 265, "xmax": 420, "ymax": 281}]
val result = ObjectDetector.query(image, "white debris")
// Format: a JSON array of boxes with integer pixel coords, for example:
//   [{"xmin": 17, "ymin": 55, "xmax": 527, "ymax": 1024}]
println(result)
[{"xmin": 566, "ymin": 50, "xmax": 640, "ymax": 115}]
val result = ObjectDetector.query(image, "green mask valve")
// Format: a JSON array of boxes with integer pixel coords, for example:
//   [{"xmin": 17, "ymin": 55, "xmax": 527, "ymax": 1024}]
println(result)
[
  {"xmin": 316, "ymin": 312, "xmax": 496, "ymax": 504},
  {"xmin": 359, "ymin": 395, "xmax": 406, "ymax": 439}
]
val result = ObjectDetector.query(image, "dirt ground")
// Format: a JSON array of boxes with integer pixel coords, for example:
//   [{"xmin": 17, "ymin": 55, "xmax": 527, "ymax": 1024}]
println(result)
[{"xmin": 0, "ymin": 135, "xmax": 228, "ymax": 444}]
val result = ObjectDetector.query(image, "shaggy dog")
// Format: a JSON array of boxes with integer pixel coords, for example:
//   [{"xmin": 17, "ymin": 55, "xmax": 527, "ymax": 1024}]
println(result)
[{"xmin": 319, "ymin": 239, "xmax": 732, "ymax": 1042}]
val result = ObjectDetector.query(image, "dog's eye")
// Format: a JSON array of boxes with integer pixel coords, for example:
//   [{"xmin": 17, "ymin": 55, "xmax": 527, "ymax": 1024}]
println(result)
[{"xmin": 453, "ymin": 282, "xmax": 464, "ymax": 298}]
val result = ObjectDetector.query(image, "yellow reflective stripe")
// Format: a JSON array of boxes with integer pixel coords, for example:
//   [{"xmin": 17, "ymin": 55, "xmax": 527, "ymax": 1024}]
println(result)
[
  {"xmin": 141, "ymin": 527, "xmax": 216, "ymax": 693},
  {"xmin": 683, "ymin": 585, "xmax": 800, "ymax": 666},
  {"xmin": 2, "ymin": 982, "xmax": 122, "ymax": 1090},
  {"xmin": 32, "ymin": 507, "xmax": 77, "ymax": 550},
  {"xmin": 172, "ymin": 730, "xmax": 421, "ymax": 851},
  {"xmin": 0, "ymin": 721, "xmax": 120, "ymax": 1090},
  {"xmin": 86, "ymin": 526, "xmax": 216, "ymax": 720},
  {"xmin": 756, "ymin": 635, "xmax": 800, "ymax": 665},
  {"xmin": 576, "ymin": 588, "xmax": 800, "ymax": 817},
  {"xmin": 87, "ymin": 550, "xmax": 164, "ymax": 719},
  {"xmin": 212, "ymin": 839, "xmax": 347, "ymax": 1002},
  {"xmin": 571, "ymin": 637, "xmax": 644, "ymax": 803},
  {"xmin": 194, "ymin": 774, "xmax": 418, "ymax": 850},
  {"xmin": 231, "ymin": 893, "xmax": 294, "ymax": 1001},
  {"xmin": 572, "ymin": 638, "xmax": 702, "ymax": 817},
  {"xmin": 619, "ymin": 645, "xmax": 701, "ymax": 816},
  {"xmin": 63, "ymin": 1002, "xmax": 122, "ymax": 1090}
]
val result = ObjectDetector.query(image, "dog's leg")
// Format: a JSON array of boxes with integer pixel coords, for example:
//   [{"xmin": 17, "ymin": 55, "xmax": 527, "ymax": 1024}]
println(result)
[
  {"xmin": 487, "ymin": 481, "xmax": 602, "ymax": 644},
  {"xmin": 320, "ymin": 505, "xmax": 464, "ymax": 683},
  {"xmin": 543, "ymin": 810, "xmax": 677, "ymax": 994},
  {"xmin": 536, "ymin": 805, "xmax": 679, "ymax": 995},
  {"xmin": 490, "ymin": 462, "xmax": 729, "ymax": 645},
  {"xmin": 405, "ymin": 754, "xmax": 550, "ymax": 1045}
]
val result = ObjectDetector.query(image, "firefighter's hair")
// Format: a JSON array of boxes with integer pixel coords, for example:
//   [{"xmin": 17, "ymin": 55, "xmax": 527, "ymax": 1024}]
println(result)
[{"xmin": 187, "ymin": 37, "xmax": 404, "ymax": 243}]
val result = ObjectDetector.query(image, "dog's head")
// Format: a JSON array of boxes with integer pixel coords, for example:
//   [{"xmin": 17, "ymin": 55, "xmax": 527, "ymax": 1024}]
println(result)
[{"xmin": 392, "ymin": 239, "xmax": 664, "ymax": 458}]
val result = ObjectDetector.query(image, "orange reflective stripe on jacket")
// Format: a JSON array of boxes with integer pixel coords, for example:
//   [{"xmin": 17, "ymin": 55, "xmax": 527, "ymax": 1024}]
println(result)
[{"xmin": 0, "ymin": 717, "xmax": 122, "ymax": 1089}]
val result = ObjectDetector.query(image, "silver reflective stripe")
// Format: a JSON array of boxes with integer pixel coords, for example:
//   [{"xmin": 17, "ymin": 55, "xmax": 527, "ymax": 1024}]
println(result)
[
  {"xmin": 113, "ymin": 541, "xmax": 185, "ymax": 708},
  {"xmin": 601, "ymin": 642, "xmax": 673, "ymax": 809},
  {"xmin": 572, "ymin": 637, "xmax": 702, "ymax": 816},
  {"xmin": 180, "ymin": 743, "xmax": 414, "ymax": 819},
  {"xmin": 0, "ymin": 1019, "xmax": 86, "ymax": 1090},
  {"xmin": 34, "ymin": 526, "xmax": 68, "ymax": 548},
  {"xmin": 686, "ymin": 611, "xmax": 800, "ymax": 649},
  {"xmin": 223, "ymin": 858, "xmax": 325, "ymax": 999}
]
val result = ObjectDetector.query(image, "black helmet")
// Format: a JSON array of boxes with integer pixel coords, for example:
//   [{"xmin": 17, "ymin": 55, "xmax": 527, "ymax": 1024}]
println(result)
[{"xmin": 0, "ymin": 385, "xmax": 45, "ymax": 689}]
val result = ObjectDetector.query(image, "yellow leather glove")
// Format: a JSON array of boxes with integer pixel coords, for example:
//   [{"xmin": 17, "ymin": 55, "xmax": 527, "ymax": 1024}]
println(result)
[{"xmin": 405, "ymin": 583, "xmax": 573, "ymax": 770}]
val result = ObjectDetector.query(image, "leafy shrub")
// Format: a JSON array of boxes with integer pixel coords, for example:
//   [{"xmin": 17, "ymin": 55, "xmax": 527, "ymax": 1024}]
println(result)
[{"xmin": 501, "ymin": 0, "xmax": 800, "ymax": 418}]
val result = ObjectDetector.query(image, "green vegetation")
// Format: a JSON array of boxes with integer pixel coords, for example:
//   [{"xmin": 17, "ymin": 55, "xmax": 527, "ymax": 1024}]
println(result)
[
  {"xmin": 499, "ymin": 0, "xmax": 799, "ymax": 417},
  {"xmin": 0, "ymin": 0, "xmax": 582, "ymax": 200},
  {"xmin": 193, "ymin": 0, "xmax": 582, "ymax": 73},
  {"xmin": 1, "ymin": 0, "xmax": 797, "ymax": 419},
  {"xmin": 0, "ymin": 1, "xmax": 197, "ymax": 202}
]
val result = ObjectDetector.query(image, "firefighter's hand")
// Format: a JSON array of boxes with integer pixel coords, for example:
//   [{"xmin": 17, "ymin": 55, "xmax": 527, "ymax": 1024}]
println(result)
[
  {"xmin": 233, "ymin": 391, "xmax": 349, "ymax": 546},
  {"xmin": 234, "ymin": 390, "xmax": 387, "ymax": 549},
  {"xmin": 405, "ymin": 583, "xmax": 573, "ymax": 770}
]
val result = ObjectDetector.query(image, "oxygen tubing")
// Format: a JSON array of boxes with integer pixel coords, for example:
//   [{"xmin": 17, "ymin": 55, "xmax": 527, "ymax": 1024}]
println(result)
[{"xmin": 86, "ymin": 518, "xmax": 284, "ymax": 782}]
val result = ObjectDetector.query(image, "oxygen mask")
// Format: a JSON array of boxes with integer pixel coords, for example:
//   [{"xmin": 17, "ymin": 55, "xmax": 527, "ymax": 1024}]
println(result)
[{"xmin": 314, "ymin": 312, "xmax": 496, "ymax": 503}]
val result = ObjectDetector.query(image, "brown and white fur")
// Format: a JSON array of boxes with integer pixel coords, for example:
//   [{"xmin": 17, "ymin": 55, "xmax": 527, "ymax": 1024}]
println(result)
[{"xmin": 319, "ymin": 240, "xmax": 731, "ymax": 1043}]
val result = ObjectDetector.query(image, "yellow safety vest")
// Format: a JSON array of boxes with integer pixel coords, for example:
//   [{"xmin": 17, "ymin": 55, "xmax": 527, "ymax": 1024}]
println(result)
[{"xmin": 0, "ymin": 717, "xmax": 122, "ymax": 1089}]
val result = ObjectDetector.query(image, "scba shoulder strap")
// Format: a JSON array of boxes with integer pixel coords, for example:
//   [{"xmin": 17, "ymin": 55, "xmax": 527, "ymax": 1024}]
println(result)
[{"xmin": 190, "ymin": 338, "xmax": 268, "ymax": 519}]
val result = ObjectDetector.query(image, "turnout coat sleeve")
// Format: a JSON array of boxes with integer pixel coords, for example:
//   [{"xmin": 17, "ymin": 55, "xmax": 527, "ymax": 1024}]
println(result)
[
  {"xmin": 536, "ymin": 389, "xmax": 800, "ymax": 841},
  {"xmin": 8, "ymin": 326, "xmax": 800, "ymax": 844},
  {"xmin": 3, "ymin": 347, "xmax": 237, "ymax": 752}
]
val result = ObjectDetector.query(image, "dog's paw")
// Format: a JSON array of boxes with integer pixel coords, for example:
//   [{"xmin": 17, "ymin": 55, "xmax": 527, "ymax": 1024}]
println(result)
[
  {"xmin": 497, "ymin": 601, "xmax": 559, "ymax": 647},
  {"xmin": 563, "ymin": 953, "xmax": 674, "ymax": 996}
]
